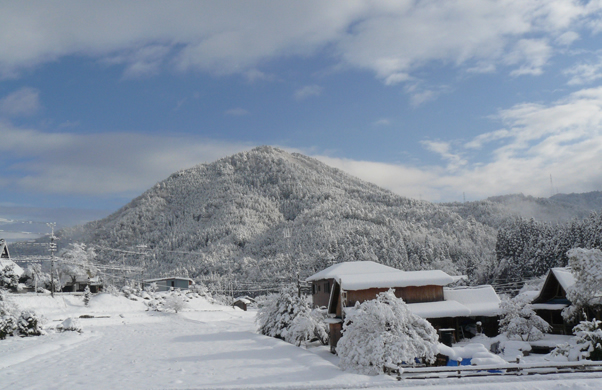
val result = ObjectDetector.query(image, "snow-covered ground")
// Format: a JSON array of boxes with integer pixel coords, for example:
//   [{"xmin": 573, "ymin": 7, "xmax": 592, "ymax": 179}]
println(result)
[{"xmin": 1, "ymin": 293, "xmax": 601, "ymax": 390}]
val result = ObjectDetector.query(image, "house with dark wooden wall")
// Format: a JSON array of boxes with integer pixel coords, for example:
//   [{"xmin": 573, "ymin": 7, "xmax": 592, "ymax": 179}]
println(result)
[
  {"xmin": 306, "ymin": 261, "xmax": 402, "ymax": 308},
  {"xmin": 531, "ymin": 267, "xmax": 579, "ymax": 334},
  {"xmin": 306, "ymin": 261, "xmax": 501, "ymax": 353}
]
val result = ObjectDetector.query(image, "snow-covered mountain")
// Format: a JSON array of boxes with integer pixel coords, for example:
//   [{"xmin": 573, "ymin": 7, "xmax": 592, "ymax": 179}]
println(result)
[
  {"xmin": 443, "ymin": 191, "xmax": 602, "ymax": 229},
  {"xmin": 61, "ymin": 146, "xmax": 498, "ymax": 283}
]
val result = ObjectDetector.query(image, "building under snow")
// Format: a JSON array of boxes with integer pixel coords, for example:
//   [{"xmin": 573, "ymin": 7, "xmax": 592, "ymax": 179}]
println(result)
[
  {"xmin": 0, "ymin": 239, "xmax": 24, "ymax": 277},
  {"xmin": 531, "ymin": 267, "xmax": 579, "ymax": 334},
  {"xmin": 306, "ymin": 261, "xmax": 501, "ymax": 352}
]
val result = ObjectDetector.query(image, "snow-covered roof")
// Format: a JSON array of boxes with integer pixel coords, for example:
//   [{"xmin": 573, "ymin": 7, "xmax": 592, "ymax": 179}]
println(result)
[
  {"xmin": 443, "ymin": 285, "xmax": 501, "ymax": 317},
  {"xmin": 0, "ymin": 258, "xmax": 24, "ymax": 277},
  {"xmin": 551, "ymin": 268, "xmax": 576, "ymax": 291},
  {"xmin": 407, "ymin": 300, "xmax": 471, "ymax": 319},
  {"xmin": 337, "ymin": 270, "xmax": 454, "ymax": 290},
  {"xmin": 144, "ymin": 277, "xmax": 194, "ymax": 283},
  {"xmin": 306, "ymin": 261, "xmax": 401, "ymax": 282},
  {"xmin": 531, "ymin": 303, "xmax": 569, "ymax": 310}
]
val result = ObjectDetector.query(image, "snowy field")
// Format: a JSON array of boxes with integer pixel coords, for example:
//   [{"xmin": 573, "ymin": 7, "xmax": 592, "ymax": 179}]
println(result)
[{"xmin": 1, "ymin": 293, "xmax": 601, "ymax": 390}]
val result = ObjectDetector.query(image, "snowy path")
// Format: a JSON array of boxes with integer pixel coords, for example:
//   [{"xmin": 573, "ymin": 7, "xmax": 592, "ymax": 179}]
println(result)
[
  {"xmin": 2, "ymin": 294, "xmax": 602, "ymax": 390},
  {"xmin": 0, "ymin": 307, "xmax": 386, "ymax": 390}
]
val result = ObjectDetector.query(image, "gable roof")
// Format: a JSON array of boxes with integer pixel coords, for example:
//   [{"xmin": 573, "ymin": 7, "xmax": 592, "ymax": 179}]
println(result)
[
  {"xmin": 337, "ymin": 270, "xmax": 455, "ymax": 290},
  {"xmin": 306, "ymin": 261, "xmax": 401, "ymax": 282},
  {"xmin": 551, "ymin": 268, "xmax": 576, "ymax": 291},
  {"xmin": 0, "ymin": 240, "xmax": 24, "ymax": 277},
  {"xmin": 532, "ymin": 267, "xmax": 576, "ymax": 305}
]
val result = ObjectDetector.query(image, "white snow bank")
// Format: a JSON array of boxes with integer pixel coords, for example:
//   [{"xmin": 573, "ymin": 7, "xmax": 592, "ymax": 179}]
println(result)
[
  {"xmin": 438, "ymin": 343, "xmax": 507, "ymax": 366},
  {"xmin": 338, "ymin": 270, "xmax": 454, "ymax": 290}
]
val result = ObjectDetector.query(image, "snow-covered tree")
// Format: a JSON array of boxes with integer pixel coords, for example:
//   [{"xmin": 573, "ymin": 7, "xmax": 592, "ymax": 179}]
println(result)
[
  {"xmin": 285, "ymin": 306, "xmax": 328, "ymax": 347},
  {"xmin": 163, "ymin": 294, "xmax": 186, "ymax": 313},
  {"xmin": 337, "ymin": 289, "xmax": 439, "ymax": 375},
  {"xmin": 59, "ymin": 243, "xmax": 98, "ymax": 292},
  {"xmin": 83, "ymin": 285, "xmax": 91, "ymax": 306},
  {"xmin": 0, "ymin": 290, "xmax": 18, "ymax": 340},
  {"xmin": 256, "ymin": 285, "xmax": 313, "ymax": 342},
  {"xmin": 573, "ymin": 317, "xmax": 602, "ymax": 361},
  {"xmin": 563, "ymin": 248, "xmax": 602, "ymax": 321},
  {"xmin": 0, "ymin": 264, "xmax": 19, "ymax": 291},
  {"xmin": 17, "ymin": 310, "xmax": 44, "ymax": 337},
  {"xmin": 499, "ymin": 295, "xmax": 550, "ymax": 341}
]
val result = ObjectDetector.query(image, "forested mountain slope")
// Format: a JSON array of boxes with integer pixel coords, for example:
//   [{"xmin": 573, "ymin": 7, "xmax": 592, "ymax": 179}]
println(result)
[
  {"xmin": 65, "ymin": 146, "xmax": 498, "ymax": 284},
  {"xmin": 443, "ymin": 192, "xmax": 602, "ymax": 230}
]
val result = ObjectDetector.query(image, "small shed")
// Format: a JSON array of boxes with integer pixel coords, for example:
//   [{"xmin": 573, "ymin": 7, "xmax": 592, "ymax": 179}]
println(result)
[
  {"xmin": 233, "ymin": 296, "xmax": 255, "ymax": 311},
  {"xmin": 144, "ymin": 277, "xmax": 194, "ymax": 292}
]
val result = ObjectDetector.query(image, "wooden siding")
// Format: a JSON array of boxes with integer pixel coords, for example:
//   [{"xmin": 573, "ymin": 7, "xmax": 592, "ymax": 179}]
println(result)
[
  {"xmin": 311, "ymin": 279, "xmax": 334, "ymax": 308},
  {"xmin": 346, "ymin": 285, "xmax": 443, "ymax": 307}
]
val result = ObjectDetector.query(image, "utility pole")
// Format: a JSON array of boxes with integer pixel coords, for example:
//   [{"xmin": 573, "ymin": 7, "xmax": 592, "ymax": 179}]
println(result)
[{"xmin": 47, "ymin": 223, "xmax": 57, "ymax": 298}]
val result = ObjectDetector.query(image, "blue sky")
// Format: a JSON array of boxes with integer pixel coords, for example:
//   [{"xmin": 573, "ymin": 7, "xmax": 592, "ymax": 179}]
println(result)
[{"xmin": 2, "ymin": 1, "xmax": 602, "ymax": 235}]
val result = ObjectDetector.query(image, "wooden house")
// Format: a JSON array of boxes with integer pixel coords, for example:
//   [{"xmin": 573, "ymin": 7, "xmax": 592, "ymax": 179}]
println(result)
[
  {"xmin": 143, "ymin": 277, "xmax": 194, "ymax": 292},
  {"xmin": 531, "ymin": 267, "xmax": 578, "ymax": 334},
  {"xmin": 61, "ymin": 275, "xmax": 103, "ymax": 293},
  {"xmin": 306, "ymin": 261, "xmax": 402, "ymax": 308},
  {"xmin": 307, "ymin": 261, "xmax": 501, "ymax": 353}
]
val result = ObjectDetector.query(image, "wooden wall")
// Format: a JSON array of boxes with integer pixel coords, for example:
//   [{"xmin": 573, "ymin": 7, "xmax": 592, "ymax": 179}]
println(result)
[
  {"xmin": 346, "ymin": 285, "xmax": 443, "ymax": 307},
  {"xmin": 311, "ymin": 279, "xmax": 334, "ymax": 308}
]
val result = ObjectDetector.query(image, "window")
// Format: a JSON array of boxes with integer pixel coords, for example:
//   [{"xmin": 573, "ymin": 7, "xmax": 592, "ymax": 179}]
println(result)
[{"xmin": 325, "ymin": 281, "xmax": 330, "ymax": 293}]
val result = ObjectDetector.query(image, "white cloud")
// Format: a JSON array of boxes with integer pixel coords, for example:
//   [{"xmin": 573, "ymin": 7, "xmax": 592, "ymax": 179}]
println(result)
[
  {"xmin": 0, "ymin": 87, "xmax": 41, "ymax": 116},
  {"xmin": 313, "ymin": 86, "xmax": 602, "ymax": 201},
  {"xmin": 0, "ymin": 1, "xmax": 600, "ymax": 82},
  {"xmin": 507, "ymin": 39, "xmax": 552, "ymax": 76},
  {"xmin": 294, "ymin": 85, "xmax": 323, "ymax": 100},
  {"xmin": 224, "ymin": 108, "xmax": 250, "ymax": 116},
  {"xmin": 0, "ymin": 123, "xmax": 252, "ymax": 196},
  {"xmin": 564, "ymin": 57, "xmax": 602, "ymax": 85}
]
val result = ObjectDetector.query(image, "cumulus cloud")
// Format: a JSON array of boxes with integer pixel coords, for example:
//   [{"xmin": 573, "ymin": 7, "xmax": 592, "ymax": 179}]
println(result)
[
  {"xmin": 0, "ymin": 87, "xmax": 41, "ymax": 116},
  {"xmin": 0, "ymin": 1, "xmax": 600, "ymax": 83},
  {"xmin": 0, "ymin": 123, "xmax": 252, "ymax": 196},
  {"xmin": 294, "ymin": 85, "xmax": 323, "ymax": 100}
]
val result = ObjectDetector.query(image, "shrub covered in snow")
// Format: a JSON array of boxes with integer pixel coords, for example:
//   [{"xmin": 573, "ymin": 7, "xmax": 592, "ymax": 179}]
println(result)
[
  {"xmin": 0, "ymin": 264, "xmax": 20, "ymax": 291},
  {"xmin": 83, "ymin": 285, "xmax": 91, "ymax": 306},
  {"xmin": 498, "ymin": 294, "xmax": 550, "ymax": 341},
  {"xmin": 563, "ymin": 248, "xmax": 602, "ymax": 321},
  {"xmin": 336, "ymin": 289, "xmax": 439, "ymax": 375},
  {"xmin": 163, "ymin": 294, "xmax": 186, "ymax": 313},
  {"xmin": 57, "ymin": 317, "xmax": 83, "ymax": 333},
  {"xmin": 256, "ymin": 285, "xmax": 323, "ymax": 345},
  {"xmin": 285, "ymin": 306, "xmax": 329, "ymax": 347},
  {"xmin": 0, "ymin": 314, "xmax": 17, "ymax": 339},
  {"xmin": 574, "ymin": 318, "xmax": 602, "ymax": 361},
  {"xmin": 17, "ymin": 310, "xmax": 44, "ymax": 337}
]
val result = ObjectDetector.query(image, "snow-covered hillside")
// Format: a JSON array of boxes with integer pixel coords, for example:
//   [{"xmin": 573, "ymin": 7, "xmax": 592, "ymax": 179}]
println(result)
[{"xmin": 55, "ymin": 146, "xmax": 498, "ymax": 283}]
